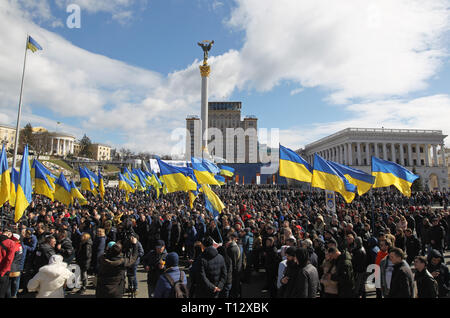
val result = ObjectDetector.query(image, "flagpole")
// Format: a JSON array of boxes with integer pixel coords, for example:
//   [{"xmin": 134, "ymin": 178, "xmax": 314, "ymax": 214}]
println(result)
[{"xmin": 12, "ymin": 35, "xmax": 30, "ymax": 169}]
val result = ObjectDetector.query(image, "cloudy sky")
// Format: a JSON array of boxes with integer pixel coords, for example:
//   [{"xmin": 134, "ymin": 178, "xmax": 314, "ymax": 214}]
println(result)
[{"xmin": 1, "ymin": 0, "xmax": 449, "ymax": 156}]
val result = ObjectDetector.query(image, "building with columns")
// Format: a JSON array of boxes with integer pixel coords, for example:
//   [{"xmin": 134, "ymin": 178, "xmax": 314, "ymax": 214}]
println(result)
[
  {"xmin": 34, "ymin": 131, "xmax": 76, "ymax": 157},
  {"xmin": 302, "ymin": 128, "xmax": 448, "ymax": 190}
]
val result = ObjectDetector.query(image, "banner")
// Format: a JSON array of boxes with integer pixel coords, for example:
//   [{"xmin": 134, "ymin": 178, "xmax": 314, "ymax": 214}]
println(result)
[{"xmin": 325, "ymin": 190, "xmax": 336, "ymax": 214}]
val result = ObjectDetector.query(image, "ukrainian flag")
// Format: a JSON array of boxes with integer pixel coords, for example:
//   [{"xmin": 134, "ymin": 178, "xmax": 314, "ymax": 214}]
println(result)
[
  {"xmin": 191, "ymin": 157, "xmax": 220, "ymax": 185},
  {"xmin": 201, "ymin": 184, "xmax": 225, "ymax": 220},
  {"xmin": 279, "ymin": 144, "xmax": 313, "ymax": 183},
  {"xmin": 157, "ymin": 159, "xmax": 197, "ymax": 193},
  {"xmin": 202, "ymin": 158, "xmax": 221, "ymax": 175},
  {"xmin": 371, "ymin": 156, "xmax": 419, "ymax": 197},
  {"xmin": 311, "ymin": 154, "xmax": 357, "ymax": 204},
  {"xmin": 118, "ymin": 172, "xmax": 136, "ymax": 202},
  {"xmin": 15, "ymin": 145, "xmax": 32, "ymax": 222},
  {"xmin": 27, "ymin": 35, "xmax": 43, "ymax": 52},
  {"xmin": 54, "ymin": 173, "xmax": 72, "ymax": 206},
  {"xmin": 214, "ymin": 174, "xmax": 225, "ymax": 186},
  {"xmin": 79, "ymin": 167, "xmax": 97, "ymax": 195},
  {"xmin": 98, "ymin": 171, "xmax": 105, "ymax": 200},
  {"xmin": 34, "ymin": 163, "xmax": 54, "ymax": 201},
  {"xmin": 85, "ymin": 166, "xmax": 99, "ymax": 186},
  {"xmin": 31, "ymin": 159, "xmax": 56, "ymax": 189},
  {"xmin": 0, "ymin": 145, "xmax": 11, "ymax": 207},
  {"xmin": 328, "ymin": 161, "xmax": 375, "ymax": 196},
  {"xmin": 69, "ymin": 181, "xmax": 88, "ymax": 206},
  {"xmin": 219, "ymin": 165, "xmax": 234, "ymax": 177},
  {"xmin": 9, "ymin": 168, "xmax": 19, "ymax": 207},
  {"xmin": 132, "ymin": 169, "xmax": 148, "ymax": 191},
  {"xmin": 189, "ymin": 191, "xmax": 198, "ymax": 209}
]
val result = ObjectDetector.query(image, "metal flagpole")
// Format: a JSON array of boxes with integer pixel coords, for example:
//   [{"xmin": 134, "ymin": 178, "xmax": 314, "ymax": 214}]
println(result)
[{"xmin": 12, "ymin": 35, "xmax": 30, "ymax": 169}]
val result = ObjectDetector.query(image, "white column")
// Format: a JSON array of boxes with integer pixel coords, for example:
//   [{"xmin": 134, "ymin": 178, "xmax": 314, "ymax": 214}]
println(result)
[
  {"xmin": 441, "ymin": 144, "xmax": 446, "ymax": 167},
  {"xmin": 341, "ymin": 145, "xmax": 345, "ymax": 164},
  {"xmin": 356, "ymin": 142, "xmax": 361, "ymax": 166},
  {"xmin": 407, "ymin": 143, "xmax": 412, "ymax": 166},
  {"xmin": 416, "ymin": 143, "xmax": 421, "ymax": 166},
  {"xmin": 425, "ymin": 144, "xmax": 430, "ymax": 167},
  {"xmin": 348, "ymin": 142, "xmax": 353, "ymax": 165},
  {"xmin": 374, "ymin": 142, "xmax": 379, "ymax": 159},
  {"xmin": 382, "ymin": 143, "xmax": 387, "ymax": 160},
  {"xmin": 335, "ymin": 146, "xmax": 339, "ymax": 163},
  {"xmin": 400, "ymin": 143, "xmax": 405, "ymax": 166},
  {"xmin": 63, "ymin": 139, "xmax": 66, "ymax": 156},
  {"xmin": 56, "ymin": 138, "xmax": 60, "ymax": 155},
  {"xmin": 391, "ymin": 143, "xmax": 396, "ymax": 163},
  {"xmin": 433, "ymin": 145, "xmax": 438, "ymax": 167},
  {"xmin": 50, "ymin": 138, "xmax": 54, "ymax": 154},
  {"xmin": 71, "ymin": 141, "xmax": 74, "ymax": 154},
  {"xmin": 365, "ymin": 142, "xmax": 370, "ymax": 166}
]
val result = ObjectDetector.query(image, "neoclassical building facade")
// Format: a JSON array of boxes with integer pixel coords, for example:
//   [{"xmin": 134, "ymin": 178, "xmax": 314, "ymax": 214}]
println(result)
[
  {"xmin": 302, "ymin": 128, "xmax": 448, "ymax": 190},
  {"xmin": 34, "ymin": 131, "xmax": 76, "ymax": 156}
]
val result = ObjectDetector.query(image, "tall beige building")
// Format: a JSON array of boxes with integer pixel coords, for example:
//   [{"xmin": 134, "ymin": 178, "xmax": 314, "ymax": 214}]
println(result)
[
  {"xmin": 91, "ymin": 143, "xmax": 111, "ymax": 161},
  {"xmin": 185, "ymin": 101, "xmax": 258, "ymax": 163},
  {"xmin": 0, "ymin": 124, "xmax": 17, "ymax": 150}
]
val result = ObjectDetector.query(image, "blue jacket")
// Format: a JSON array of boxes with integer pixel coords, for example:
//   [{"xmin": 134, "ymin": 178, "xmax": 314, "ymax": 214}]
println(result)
[
  {"xmin": 185, "ymin": 226, "xmax": 197, "ymax": 246},
  {"xmin": 153, "ymin": 267, "xmax": 187, "ymax": 298},
  {"xmin": 243, "ymin": 232, "xmax": 254, "ymax": 254},
  {"xmin": 21, "ymin": 234, "xmax": 38, "ymax": 271}
]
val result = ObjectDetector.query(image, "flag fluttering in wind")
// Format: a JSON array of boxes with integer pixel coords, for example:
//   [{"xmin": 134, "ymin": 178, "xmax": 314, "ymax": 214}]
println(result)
[
  {"xmin": 54, "ymin": 173, "xmax": 72, "ymax": 206},
  {"xmin": 33, "ymin": 162, "xmax": 54, "ymax": 201},
  {"xmin": 157, "ymin": 159, "xmax": 197, "ymax": 193},
  {"xmin": 70, "ymin": 181, "xmax": 87, "ymax": 206},
  {"xmin": 0, "ymin": 145, "xmax": 11, "ymax": 207},
  {"xmin": 15, "ymin": 145, "xmax": 32, "ymax": 222},
  {"xmin": 279, "ymin": 144, "xmax": 313, "ymax": 183},
  {"xmin": 327, "ymin": 161, "xmax": 375, "ymax": 196}
]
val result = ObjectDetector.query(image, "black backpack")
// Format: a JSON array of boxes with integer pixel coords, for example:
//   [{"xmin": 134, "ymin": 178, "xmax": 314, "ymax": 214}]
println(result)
[{"xmin": 164, "ymin": 271, "xmax": 189, "ymax": 298}]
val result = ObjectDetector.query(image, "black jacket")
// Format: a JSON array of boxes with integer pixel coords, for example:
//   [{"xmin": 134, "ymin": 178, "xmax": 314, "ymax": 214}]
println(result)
[
  {"xmin": 415, "ymin": 269, "xmax": 438, "ymax": 298},
  {"xmin": 228, "ymin": 242, "xmax": 243, "ymax": 274},
  {"xmin": 142, "ymin": 249, "xmax": 168, "ymax": 285},
  {"xmin": 92, "ymin": 236, "xmax": 106, "ymax": 273},
  {"xmin": 76, "ymin": 239, "xmax": 93, "ymax": 271},
  {"xmin": 57, "ymin": 237, "xmax": 74, "ymax": 263},
  {"xmin": 351, "ymin": 238, "xmax": 367, "ymax": 273},
  {"xmin": 331, "ymin": 251, "xmax": 354, "ymax": 298},
  {"xmin": 387, "ymin": 261, "xmax": 414, "ymax": 298},
  {"xmin": 33, "ymin": 243, "xmax": 55, "ymax": 270},
  {"xmin": 405, "ymin": 235, "xmax": 421, "ymax": 261},
  {"xmin": 96, "ymin": 244, "xmax": 138, "ymax": 298},
  {"xmin": 264, "ymin": 246, "xmax": 280, "ymax": 277},
  {"xmin": 197, "ymin": 246, "xmax": 227, "ymax": 298},
  {"xmin": 429, "ymin": 225, "xmax": 445, "ymax": 249},
  {"xmin": 427, "ymin": 250, "xmax": 449, "ymax": 297}
]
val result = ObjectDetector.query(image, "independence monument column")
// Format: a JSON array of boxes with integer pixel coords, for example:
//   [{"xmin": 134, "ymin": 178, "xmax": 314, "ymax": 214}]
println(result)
[{"xmin": 198, "ymin": 40, "xmax": 214, "ymax": 159}]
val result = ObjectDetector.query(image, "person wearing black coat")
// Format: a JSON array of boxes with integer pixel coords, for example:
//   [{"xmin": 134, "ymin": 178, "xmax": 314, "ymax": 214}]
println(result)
[
  {"xmin": 169, "ymin": 218, "xmax": 181, "ymax": 253},
  {"xmin": 414, "ymin": 256, "xmax": 438, "ymax": 298},
  {"xmin": 217, "ymin": 245, "xmax": 232, "ymax": 298},
  {"xmin": 160, "ymin": 215, "xmax": 172, "ymax": 251},
  {"xmin": 196, "ymin": 237, "xmax": 227, "ymax": 298},
  {"xmin": 427, "ymin": 249, "xmax": 450, "ymax": 297},
  {"xmin": 56, "ymin": 231, "xmax": 74, "ymax": 264},
  {"xmin": 141, "ymin": 240, "xmax": 167, "ymax": 298},
  {"xmin": 33, "ymin": 235, "xmax": 56, "ymax": 272},
  {"xmin": 91, "ymin": 228, "xmax": 106, "ymax": 275},
  {"xmin": 148, "ymin": 216, "xmax": 162, "ymax": 251},
  {"xmin": 405, "ymin": 228, "xmax": 421, "ymax": 265},
  {"xmin": 429, "ymin": 218, "xmax": 445, "ymax": 254},
  {"xmin": 328, "ymin": 247, "xmax": 355, "ymax": 298},
  {"xmin": 76, "ymin": 233, "xmax": 93, "ymax": 294},
  {"xmin": 227, "ymin": 233, "xmax": 243, "ymax": 298},
  {"xmin": 96, "ymin": 239, "xmax": 138, "ymax": 298},
  {"xmin": 351, "ymin": 237, "xmax": 367, "ymax": 298},
  {"xmin": 263, "ymin": 236, "xmax": 280, "ymax": 298},
  {"xmin": 135, "ymin": 214, "xmax": 151, "ymax": 254},
  {"xmin": 188, "ymin": 243, "xmax": 204, "ymax": 297},
  {"xmin": 386, "ymin": 248, "xmax": 414, "ymax": 298}
]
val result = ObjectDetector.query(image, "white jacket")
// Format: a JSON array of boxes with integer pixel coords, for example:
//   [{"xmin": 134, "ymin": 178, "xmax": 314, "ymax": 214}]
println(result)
[{"xmin": 27, "ymin": 256, "xmax": 75, "ymax": 298}]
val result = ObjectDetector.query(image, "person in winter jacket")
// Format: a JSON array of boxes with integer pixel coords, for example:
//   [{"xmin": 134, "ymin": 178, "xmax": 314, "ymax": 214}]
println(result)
[
  {"xmin": 184, "ymin": 221, "xmax": 197, "ymax": 260},
  {"xmin": 263, "ymin": 236, "xmax": 280, "ymax": 298},
  {"xmin": 20, "ymin": 229, "xmax": 38, "ymax": 294},
  {"xmin": 414, "ymin": 256, "xmax": 438, "ymax": 298},
  {"xmin": 33, "ymin": 235, "xmax": 56, "ymax": 272},
  {"xmin": 196, "ymin": 237, "xmax": 227, "ymax": 298},
  {"xmin": 227, "ymin": 232, "xmax": 243, "ymax": 298},
  {"xmin": 320, "ymin": 249, "xmax": 338, "ymax": 298},
  {"xmin": 386, "ymin": 248, "xmax": 414, "ymax": 298},
  {"xmin": 91, "ymin": 228, "xmax": 106, "ymax": 275},
  {"xmin": 153, "ymin": 252, "xmax": 187, "ymax": 298},
  {"xmin": 351, "ymin": 236, "xmax": 367, "ymax": 298},
  {"xmin": 27, "ymin": 254, "xmax": 75, "ymax": 298},
  {"xmin": 7, "ymin": 234, "xmax": 23, "ymax": 298},
  {"xmin": 0, "ymin": 229, "xmax": 17, "ymax": 298},
  {"xmin": 95, "ymin": 238, "xmax": 139, "ymax": 298},
  {"xmin": 429, "ymin": 218, "xmax": 445, "ymax": 255},
  {"xmin": 126, "ymin": 233, "xmax": 144, "ymax": 296},
  {"xmin": 302, "ymin": 239, "xmax": 318, "ymax": 268},
  {"xmin": 328, "ymin": 246, "xmax": 355, "ymax": 298},
  {"xmin": 142, "ymin": 239, "xmax": 167, "ymax": 298},
  {"xmin": 188, "ymin": 241, "xmax": 204, "ymax": 297},
  {"xmin": 56, "ymin": 230, "xmax": 74, "ymax": 264},
  {"xmin": 241, "ymin": 227, "xmax": 253, "ymax": 282},
  {"xmin": 295, "ymin": 247, "xmax": 320, "ymax": 298},
  {"xmin": 405, "ymin": 228, "xmax": 421, "ymax": 265},
  {"xmin": 427, "ymin": 249, "xmax": 449, "ymax": 297},
  {"xmin": 76, "ymin": 233, "xmax": 93, "ymax": 294}
]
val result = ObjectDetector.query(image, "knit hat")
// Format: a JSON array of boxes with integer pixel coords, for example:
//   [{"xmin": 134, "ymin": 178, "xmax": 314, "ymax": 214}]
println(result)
[
  {"xmin": 165, "ymin": 252, "xmax": 179, "ymax": 268},
  {"xmin": 155, "ymin": 240, "xmax": 165, "ymax": 249},
  {"xmin": 107, "ymin": 241, "xmax": 116, "ymax": 249},
  {"xmin": 12, "ymin": 234, "xmax": 20, "ymax": 241}
]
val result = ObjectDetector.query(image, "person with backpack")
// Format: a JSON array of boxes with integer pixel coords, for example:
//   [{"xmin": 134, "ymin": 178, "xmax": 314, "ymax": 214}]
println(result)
[{"xmin": 153, "ymin": 252, "xmax": 188, "ymax": 298}]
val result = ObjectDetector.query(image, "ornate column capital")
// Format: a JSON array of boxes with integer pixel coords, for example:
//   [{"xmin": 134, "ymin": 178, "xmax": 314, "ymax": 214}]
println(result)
[{"xmin": 199, "ymin": 64, "xmax": 211, "ymax": 77}]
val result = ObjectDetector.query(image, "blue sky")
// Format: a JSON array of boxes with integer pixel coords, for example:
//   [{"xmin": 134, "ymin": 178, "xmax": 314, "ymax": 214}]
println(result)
[{"xmin": 1, "ymin": 0, "xmax": 449, "ymax": 156}]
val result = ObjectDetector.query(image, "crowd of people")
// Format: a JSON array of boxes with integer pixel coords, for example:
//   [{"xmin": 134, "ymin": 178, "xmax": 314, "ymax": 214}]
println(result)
[{"xmin": 0, "ymin": 184, "xmax": 449, "ymax": 298}]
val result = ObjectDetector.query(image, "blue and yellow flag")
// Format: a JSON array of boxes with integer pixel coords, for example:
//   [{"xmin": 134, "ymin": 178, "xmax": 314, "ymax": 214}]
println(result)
[
  {"xmin": 371, "ymin": 157, "xmax": 419, "ymax": 197},
  {"xmin": 328, "ymin": 161, "xmax": 375, "ymax": 196},
  {"xmin": 98, "ymin": 171, "xmax": 105, "ymax": 201},
  {"xmin": 34, "ymin": 163, "xmax": 54, "ymax": 201},
  {"xmin": 279, "ymin": 144, "xmax": 313, "ymax": 183},
  {"xmin": 54, "ymin": 173, "xmax": 72, "ymax": 206},
  {"xmin": 69, "ymin": 181, "xmax": 88, "ymax": 206},
  {"xmin": 79, "ymin": 167, "xmax": 97, "ymax": 195},
  {"xmin": 15, "ymin": 145, "xmax": 32, "ymax": 222},
  {"xmin": 157, "ymin": 159, "xmax": 197, "ymax": 193},
  {"xmin": 311, "ymin": 154, "xmax": 356, "ymax": 204},
  {"xmin": 219, "ymin": 164, "xmax": 234, "ymax": 177},
  {"xmin": 191, "ymin": 157, "xmax": 220, "ymax": 185},
  {"xmin": 201, "ymin": 184, "xmax": 225, "ymax": 220},
  {"xmin": 202, "ymin": 158, "xmax": 221, "ymax": 175},
  {"xmin": 214, "ymin": 174, "xmax": 225, "ymax": 186},
  {"xmin": 118, "ymin": 172, "xmax": 136, "ymax": 202},
  {"xmin": 9, "ymin": 168, "xmax": 19, "ymax": 207},
  {"xmin": 27, "ymin": 35, "xmax": 43, "ymax": 53},
  {"xmin": 0, "ymin": 145, "xmax": 11, "ymax": 207},
  {"xmin": 132, "ymin": 168, "xmax": 148, "ymax": 191},
  {"xmin": 84, "ymin": 166, "xmax": 99, "ymax": 186},
  {"xmin": 31, "ymin": 159, "xmax": 56, "ymax": 189}
]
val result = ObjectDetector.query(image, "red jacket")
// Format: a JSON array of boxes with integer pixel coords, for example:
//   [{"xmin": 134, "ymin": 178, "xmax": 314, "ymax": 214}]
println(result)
[{"xmin": 0, "ymin": 236, "xmax": 17, "ymax": 277}]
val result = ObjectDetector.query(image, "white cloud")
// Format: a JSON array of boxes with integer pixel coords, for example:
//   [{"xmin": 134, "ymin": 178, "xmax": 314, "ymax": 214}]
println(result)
[{"xmin": 228, "ymin": 0, "xmax": 450, "ymax": 103}]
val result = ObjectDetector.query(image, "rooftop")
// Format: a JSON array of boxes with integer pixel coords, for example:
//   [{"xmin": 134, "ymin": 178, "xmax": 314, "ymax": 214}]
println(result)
[{"xmin": 209, "ymin": 101, "xmax": 242, "ymax": 111}]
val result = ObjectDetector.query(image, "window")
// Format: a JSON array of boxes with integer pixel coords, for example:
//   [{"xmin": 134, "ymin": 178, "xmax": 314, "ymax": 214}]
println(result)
[
  {"xmin": 420, "ymin": 147, "xmax": 424, "ymax": 153},
  {"xmin": 412, "ymin": 147, "xmax": 416, "ymax": 153}
]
